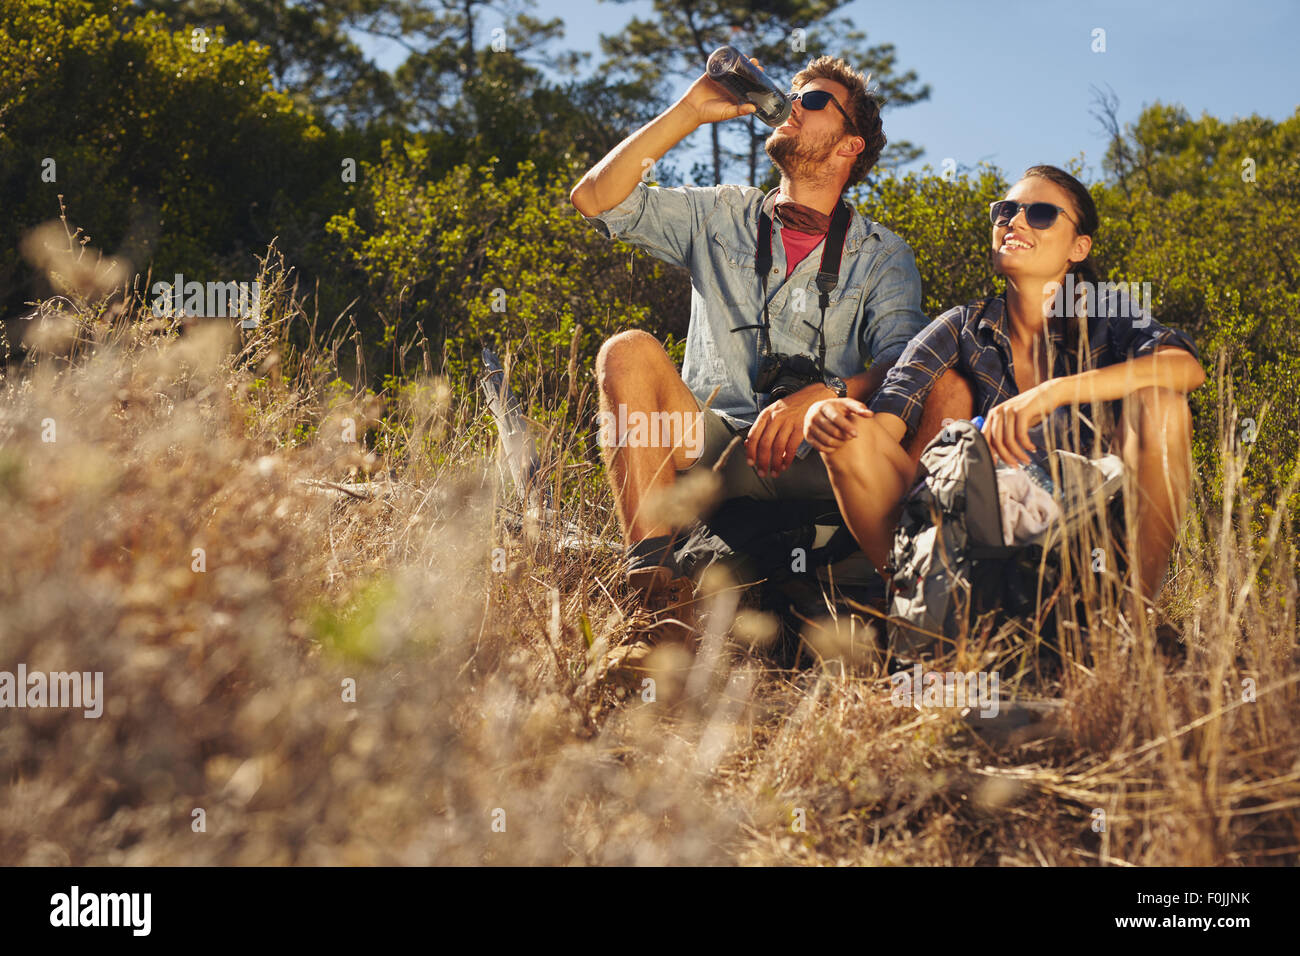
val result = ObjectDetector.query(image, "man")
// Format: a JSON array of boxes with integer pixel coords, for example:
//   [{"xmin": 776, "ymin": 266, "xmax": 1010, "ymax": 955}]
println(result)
[{"xmin": 570, "ymin": 55, "xmax": 972, "ymax": 670}]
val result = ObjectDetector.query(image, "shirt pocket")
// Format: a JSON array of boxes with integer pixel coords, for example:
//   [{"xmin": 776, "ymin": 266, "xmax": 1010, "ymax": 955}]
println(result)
[
  {"xmin": 773, "ymin": 282, "xmax": 862, "ymax": 353},
  {"xmin": 711, "ymin": 235, "xmax": 760, "ymax": 310}
]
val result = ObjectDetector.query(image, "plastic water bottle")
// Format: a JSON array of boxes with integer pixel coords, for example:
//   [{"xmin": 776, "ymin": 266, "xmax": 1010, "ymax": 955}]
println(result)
[
  {"xmin": 1023, "ymin": 461, "xmax": 1055, "ymax": 496},
  {"xmin": 973, "ymin": 415, "xmax": 1056, "ymax": 496}
]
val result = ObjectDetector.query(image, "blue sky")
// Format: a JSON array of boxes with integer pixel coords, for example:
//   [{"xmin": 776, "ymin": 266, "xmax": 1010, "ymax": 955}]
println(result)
[{"xmin": 359, "ymin": 0, "xmax": 1299, "ymax": 183}]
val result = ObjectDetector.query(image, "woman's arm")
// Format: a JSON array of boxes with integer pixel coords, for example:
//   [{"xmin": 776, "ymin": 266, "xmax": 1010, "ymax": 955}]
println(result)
[
  {"xmin": 1050, "ymin": 346, "xmax": 1206, "ymax": 407},
  {"xmin": 984, "ymin": 346, "xmax": 1204, "ymax": 465},
  {"xmin": 805, "ymin": 308, "xmax": 961, "ymax": 456}
]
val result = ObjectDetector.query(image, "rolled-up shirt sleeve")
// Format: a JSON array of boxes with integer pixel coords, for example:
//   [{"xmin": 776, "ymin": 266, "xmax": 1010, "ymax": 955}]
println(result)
[
  {"xmin": 867, "ymin": 308, "xmax": 963, "ymax": 446},
  {"xmin": 581, "ymin": 181, "xmax": 717, "ymax": 271},
  {"xmin": 1100, "ymin": 286, "xmax": 1201, "ymax": 362},
  {"xmin": 1128, "ymin": 319, "xmax": 1200, "ymax": 362},
  {"xmin": 859, "ymin": 243, "xmax": 928, "ymax": 369},
  {"xmin": 870, "ymin": 341, "xmax": 909, "ymax": 371}
]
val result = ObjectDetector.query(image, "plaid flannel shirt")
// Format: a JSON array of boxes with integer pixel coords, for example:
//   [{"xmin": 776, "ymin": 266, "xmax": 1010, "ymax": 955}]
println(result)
[{"xmin": 868, "ymin": 289, "xmax": 1201, "ymax": 459}]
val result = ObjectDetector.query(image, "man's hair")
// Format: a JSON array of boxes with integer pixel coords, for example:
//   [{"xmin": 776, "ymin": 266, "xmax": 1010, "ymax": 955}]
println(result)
[{"xmin": 791, "ymin": 56, "xmax": 886, "ymax": 190}]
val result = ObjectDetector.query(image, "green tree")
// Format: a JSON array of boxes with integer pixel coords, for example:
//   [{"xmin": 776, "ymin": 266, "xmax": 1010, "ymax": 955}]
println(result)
[
  {"xmin": 0, "ymin": 0, "xmax": 338, "ymax": 320},
  {"xmin": 135, "ymin": 0, "xmax": 400, "ymax": 124},
  {"xmin": 132, "ymin": 0, "xmax": 640, "ymax": 176},
  {"xmin": 1091, "ymin": 102, "xmax": 1300, "ymax": 524}
]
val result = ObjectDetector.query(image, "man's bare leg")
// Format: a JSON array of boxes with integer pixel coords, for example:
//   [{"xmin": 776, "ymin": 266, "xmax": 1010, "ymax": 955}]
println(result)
[
  {"xmin": 595, "ymin": 329, "xmax": 703, "ymax": 545},
  {"xmin": 821, "ymin": 368, "xmax": 977, "ymax": 571},
  {"xmin": 1116, "ymin": 386, "xmax": 1194, "ymax": 609},
  {"xmin": 594, "ymin": 331, "xmax": 709, "ymax": 672}
]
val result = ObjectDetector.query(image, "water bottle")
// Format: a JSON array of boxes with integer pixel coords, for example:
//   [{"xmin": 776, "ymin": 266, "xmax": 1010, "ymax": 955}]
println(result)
[
  {"xmin": 706, "ymin": 46, "xmax": 792, "ymax": 128},
  {"xmin": 972, "ymin": 415, "xmax": 1056, "ymax": 496}
]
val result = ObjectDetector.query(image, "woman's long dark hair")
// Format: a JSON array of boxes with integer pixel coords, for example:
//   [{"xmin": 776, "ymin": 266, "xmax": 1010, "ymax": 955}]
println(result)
[
  {"xmin": 1018, "ymin": 165, "xmax": 1111, "ymax": 456},
  {"xmin": 1021, "ymin": 164, "xmax": 1103, "ymax": 374}
]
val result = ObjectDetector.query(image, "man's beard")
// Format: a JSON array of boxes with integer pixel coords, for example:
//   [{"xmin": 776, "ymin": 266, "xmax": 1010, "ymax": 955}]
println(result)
[{"xmin": 765, "ymin": 127, "xmax": 840, "ymax": 185}]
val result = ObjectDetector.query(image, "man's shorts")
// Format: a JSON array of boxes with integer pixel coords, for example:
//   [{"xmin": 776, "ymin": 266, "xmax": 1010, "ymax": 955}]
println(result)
[{"xmin": 675, "ymin": 393, "xmax": 835, "ymax": 500}]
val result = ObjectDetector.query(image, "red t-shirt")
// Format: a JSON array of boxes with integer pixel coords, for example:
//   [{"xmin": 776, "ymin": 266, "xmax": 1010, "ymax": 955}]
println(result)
[{"xmin": 781, "ymin": 227, "xmax": 827, "ymax": 277}]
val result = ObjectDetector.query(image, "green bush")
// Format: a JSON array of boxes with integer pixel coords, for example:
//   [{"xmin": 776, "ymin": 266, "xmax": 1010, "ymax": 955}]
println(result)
[
  {"xmin": 1092, "ymin": 105, "xmax": 1300, "ymax": 529},
  {"xmin": 325, "ymin": 141, "xmax": 685, "ymax": 393},
  {"xmin": 0, "ymin": 0, "xmax": 336, "ymax": 310},
  {"xmin": 863, "ymin": 165, "xmax": 1009, "ymax": 320}
]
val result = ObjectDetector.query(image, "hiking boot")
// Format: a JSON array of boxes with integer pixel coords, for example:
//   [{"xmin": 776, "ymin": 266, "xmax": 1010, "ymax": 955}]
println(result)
[
  {"xmin": 1140, "ymin": 607, "xmax": 1186, "ymax": 666},
  {"xmin": 599, "ymin": 567, "xmax": 699, "ymax": 687},
  {"xmin": 626, "ymin": 564, "xmax": 674, "ymax": 601},
  {"xmin": 1153, "ymin": 620, "xmax": 1186, "ymax": 665},
  {"xmin": 637, "ymin": 569, "xmax": 699, "ymax": 645},
  {"xmin": 962, "ymin": 699, "xmax": 1073, "ymax": 750}
]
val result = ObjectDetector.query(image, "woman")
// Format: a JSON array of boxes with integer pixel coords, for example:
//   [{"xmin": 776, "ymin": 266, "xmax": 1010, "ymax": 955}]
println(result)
[{"xmin": 804, "ymin": 164, "xmax": 1205, "ymax": 610}]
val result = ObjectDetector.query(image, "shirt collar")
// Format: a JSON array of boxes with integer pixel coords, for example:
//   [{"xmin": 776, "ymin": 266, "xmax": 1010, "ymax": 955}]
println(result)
[
  {"xmin": 761, "ymin": 187, "xmax": 870, "ymax": 249},
  {"xmin": 975, "ymin": 294, "xmax": 1009, "ymax": 346},
  {"xmin": 977, "ymin": 293, "xmax": 1072, "ymax": 350}
]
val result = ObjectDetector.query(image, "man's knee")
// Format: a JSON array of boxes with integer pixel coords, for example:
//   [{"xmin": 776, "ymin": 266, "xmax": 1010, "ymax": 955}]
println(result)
[{"xmin": 596, "ymin": 329, "xmax": 668, "ymax": 392}]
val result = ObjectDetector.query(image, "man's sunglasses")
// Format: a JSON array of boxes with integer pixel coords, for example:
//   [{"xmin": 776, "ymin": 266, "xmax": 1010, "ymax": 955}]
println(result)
[
  {"xmin": 789, "ymin": 89, "xmax": 857, "ymax": 134},
  {"xmin": 989, "ymin": 199, "xmax": 1078, "ymax": 231}
]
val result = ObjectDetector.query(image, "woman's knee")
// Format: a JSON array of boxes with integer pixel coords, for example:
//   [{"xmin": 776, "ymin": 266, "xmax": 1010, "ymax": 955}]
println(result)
[
  {"xmin": 1130, "ymin": 387, "xmax": 1192, "ymax": 449},
  {"xmin": 822, "ymin": 416, "xmax": 910, "ymax": 480}
]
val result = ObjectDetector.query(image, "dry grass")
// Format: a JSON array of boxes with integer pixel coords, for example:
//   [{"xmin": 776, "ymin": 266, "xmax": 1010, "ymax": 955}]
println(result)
[{"xmin": 1, "ymin": 236, "xmax": 1297, "ymax": 866}]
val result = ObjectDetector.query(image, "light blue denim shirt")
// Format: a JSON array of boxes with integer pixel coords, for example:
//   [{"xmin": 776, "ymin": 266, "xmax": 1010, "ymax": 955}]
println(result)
[{"xmin": 582, "ymin": 182, "xmax": 928, "ymax": 434}]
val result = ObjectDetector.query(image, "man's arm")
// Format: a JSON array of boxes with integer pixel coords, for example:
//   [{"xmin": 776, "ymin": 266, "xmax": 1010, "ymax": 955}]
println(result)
[
  {"xmin": 570, "ymin": 70, "xmax": 757, "ymax": 217},
  {"xmin": 858, "ymin": 244, "xmax": 928, "ymax": 373},
  {"xmin": 774, "ymin": 353, "xmax": 894, "ymax": 417},
  {"xmin": 844, "ymin": 356, "xmax": 897, "ymax": 404}
]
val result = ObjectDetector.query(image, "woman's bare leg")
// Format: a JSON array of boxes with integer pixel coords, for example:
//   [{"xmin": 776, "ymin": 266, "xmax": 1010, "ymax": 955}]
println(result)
[
  {"xmin": 903, "ymin": 367, "xmax": 976, "ymax": 467},
  {"xmin": 822, "ymin": 369, "xmax": 976, "ymax": 570},
  {"xmin": 822, "ymin": 416, "xmax": 916, "ymax": 571},
  {"xmin": 1116, "ymin": 386, "xmax": 1195, "ymax": 606}
]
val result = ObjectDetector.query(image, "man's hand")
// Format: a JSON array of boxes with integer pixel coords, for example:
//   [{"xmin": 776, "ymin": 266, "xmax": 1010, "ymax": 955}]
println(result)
[
  {"xmin": 804, "ymin": 397, "xmax": 873, "ymax": 454},
  {"xmin": 745, "ymin": 383, "xmax": 836, "ymax": 478},
  {"xmin": 570, "ymin": 58, "xmax": 763, "ymax": 218},
  {"xmin": 983, "ymin": 379, "xmax": 1063, "ymax": 465},
  {"xmin": 681, "ymin": 58, "xmax": 762, "ymax": 127}
]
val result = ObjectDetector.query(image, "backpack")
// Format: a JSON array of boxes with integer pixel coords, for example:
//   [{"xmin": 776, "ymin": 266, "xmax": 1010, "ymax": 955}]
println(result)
[{"xmin": 885, "ymin": 418, "xmax": 1126, "ymax": 661}]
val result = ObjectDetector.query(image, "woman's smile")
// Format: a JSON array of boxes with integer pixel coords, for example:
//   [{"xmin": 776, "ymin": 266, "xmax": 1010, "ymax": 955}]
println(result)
[{"xmin": 998, "ymin": 232, "xmax": 1034, "ymax": 253}]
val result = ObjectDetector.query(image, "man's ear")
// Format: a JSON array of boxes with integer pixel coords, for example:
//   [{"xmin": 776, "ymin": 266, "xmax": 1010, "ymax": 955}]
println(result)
[{"xmin": 841, "ymin": 135, "xmax": 865, "ymax": 160}]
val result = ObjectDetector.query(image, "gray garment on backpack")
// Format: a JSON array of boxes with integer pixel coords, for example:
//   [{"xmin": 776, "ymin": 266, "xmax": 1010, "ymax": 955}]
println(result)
[{"xmin": 886, "ymin": 419, "xmax": 1125, "ymax": 659}]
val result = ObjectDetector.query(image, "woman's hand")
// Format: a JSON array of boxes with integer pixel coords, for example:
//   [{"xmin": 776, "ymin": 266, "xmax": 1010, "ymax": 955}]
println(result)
[
  {"xmin": 984, "ymin": 380, "xmax": 1062, "ymax": 465},
  {"xmin": 804, "ymin": 397, "xmax": 872, "ymax": 454}
]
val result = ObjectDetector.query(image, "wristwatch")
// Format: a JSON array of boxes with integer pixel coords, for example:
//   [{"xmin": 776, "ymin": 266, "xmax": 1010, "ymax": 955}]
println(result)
[{"xmin": 824, "ymin": 375, "xmax": 847, "ymax": 398}]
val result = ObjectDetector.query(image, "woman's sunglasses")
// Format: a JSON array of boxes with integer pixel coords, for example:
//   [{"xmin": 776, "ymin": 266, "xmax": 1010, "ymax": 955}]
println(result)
[
  {"xmin": 789, "ymin": 89, "xmax": 857, "ymax": 133},
  {"xmin": 989, "ymin": 199, "xmax": 1078, "ymax": 231}
]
